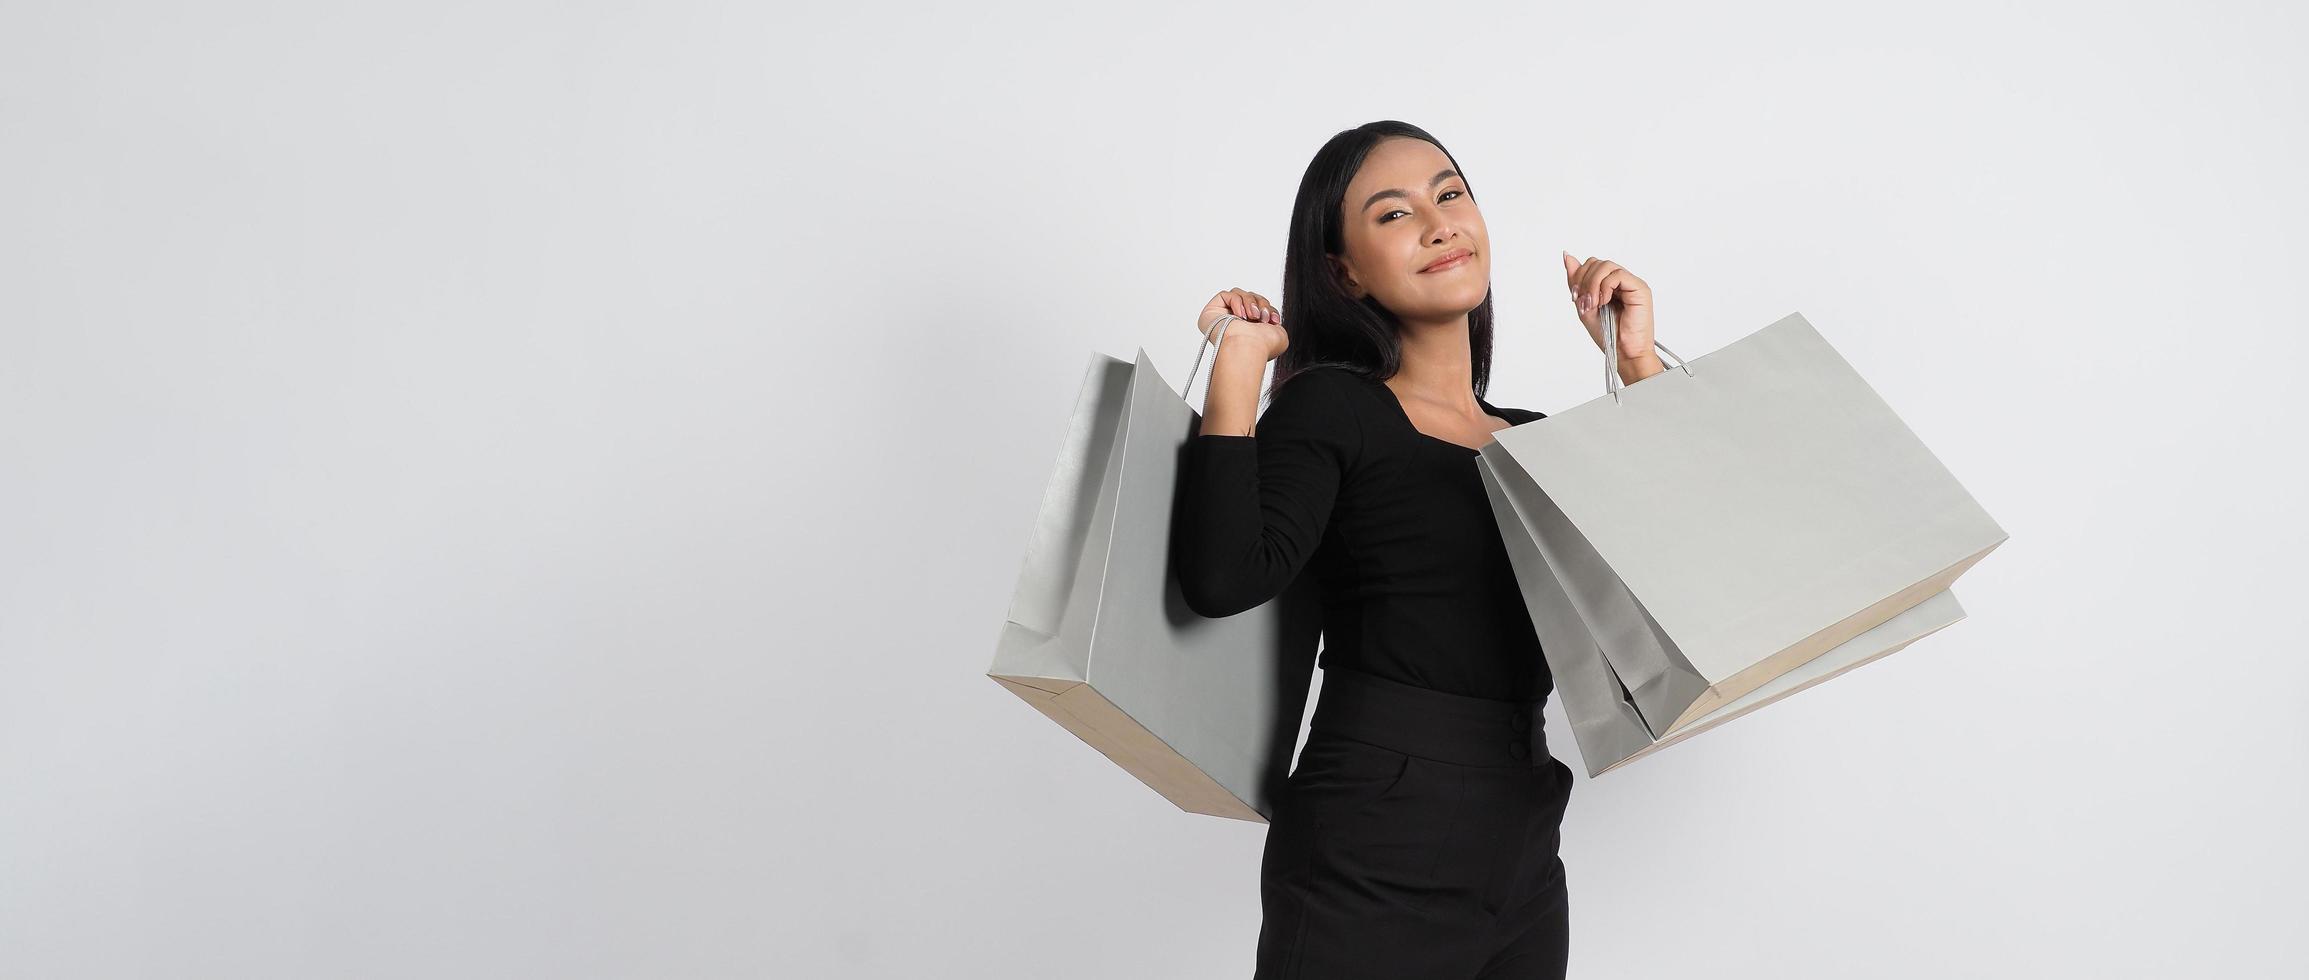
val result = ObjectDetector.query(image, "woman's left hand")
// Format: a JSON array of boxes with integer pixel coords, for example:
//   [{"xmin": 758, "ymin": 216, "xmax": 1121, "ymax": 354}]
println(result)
[{"xmin": 1562, "ymin": 251, "xmax": 1655, "ymax": 363}]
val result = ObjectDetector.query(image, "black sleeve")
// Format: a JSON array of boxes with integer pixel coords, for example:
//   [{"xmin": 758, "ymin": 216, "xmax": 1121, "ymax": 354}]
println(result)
[{"xmin": 1172, "ymin": 370, "xmax": 1363, "ymax": 619}]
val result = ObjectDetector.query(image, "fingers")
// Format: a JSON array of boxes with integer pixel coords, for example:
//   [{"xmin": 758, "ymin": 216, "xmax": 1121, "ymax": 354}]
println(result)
[
  {"xmin": 1563, "ymin": 253, "xmax": 1589, "ymax": 322},
  {"xmin": 1563, "ymin": 252, "xmax": 1604, "ymax": 313},
  {"xmin": 1586, "ymin": 268, "xmax": 1617, "ymax": 314},
  {"xmin": 1576, "ymin": 258, "xmax": 1621, "ymax": 314},
  {"xmin": 1229, "ymin": 288, "xmax": 1280, "ymax": 324},
  {"xmin": 1203, "ymin": 289, "xmax": 1280, "ymax": 343},
  {"xmin": 1562, "ymin": 253, "xmax": 1648, "ymax": 314},
  {"xmin": 1578, "ymin": 258, "xmax": 1608, "ymax": 312}
]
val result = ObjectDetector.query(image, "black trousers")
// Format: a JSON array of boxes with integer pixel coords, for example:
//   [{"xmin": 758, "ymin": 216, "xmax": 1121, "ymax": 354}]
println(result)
[{"xmin": 1254, "ymin": 665, "xmax": 1575, "ymax": 980}]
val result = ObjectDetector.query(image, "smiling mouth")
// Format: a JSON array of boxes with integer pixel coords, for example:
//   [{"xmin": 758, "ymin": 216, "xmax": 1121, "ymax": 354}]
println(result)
[{"xmin": 1420, "ymin": 251, "xmax": 1473, "ymax": 273}]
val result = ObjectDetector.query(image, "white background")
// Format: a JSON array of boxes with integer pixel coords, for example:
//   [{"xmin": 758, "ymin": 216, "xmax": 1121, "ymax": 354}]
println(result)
[{"xmin": 4, "ymin": 2, "xmax": 2303, "ymax": 977}]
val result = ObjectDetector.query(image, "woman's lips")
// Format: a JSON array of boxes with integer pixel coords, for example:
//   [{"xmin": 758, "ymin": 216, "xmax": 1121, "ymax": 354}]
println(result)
[{"xmin": 1420, "ymin": 250, "xmax": 1474, "ymax": 273}]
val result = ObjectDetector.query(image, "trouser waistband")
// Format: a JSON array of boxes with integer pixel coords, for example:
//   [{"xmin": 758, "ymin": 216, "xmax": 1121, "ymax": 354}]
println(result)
[{"xmin": 1309, "ymin": 665, "xmax": 1550, "ymax": 769}]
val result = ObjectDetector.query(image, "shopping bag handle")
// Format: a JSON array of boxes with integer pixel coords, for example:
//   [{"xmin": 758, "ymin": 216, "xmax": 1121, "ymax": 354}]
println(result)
[{"xmin": 1601, "ymin": 303, "xmax": 1693, "ymax": 404}]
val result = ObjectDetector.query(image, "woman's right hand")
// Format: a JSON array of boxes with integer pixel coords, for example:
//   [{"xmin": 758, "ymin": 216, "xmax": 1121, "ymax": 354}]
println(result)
[{"xmin": 1197, "ymin": 288, "xmax": 1290, "ymax": 361}]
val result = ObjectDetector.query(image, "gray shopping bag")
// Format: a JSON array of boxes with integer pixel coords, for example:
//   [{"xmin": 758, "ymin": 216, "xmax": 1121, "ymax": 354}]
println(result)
[
  {"xmin": 988, "ymin": 347, "xmax": 1319, "ymax": 822},
  {"xmin": 1481, "ymin": 447, "xmax": 1970, "ymax": 775},
  {"xmin": 1477, "ymin": 310, "xmax": 2006, "ymax": 768}
]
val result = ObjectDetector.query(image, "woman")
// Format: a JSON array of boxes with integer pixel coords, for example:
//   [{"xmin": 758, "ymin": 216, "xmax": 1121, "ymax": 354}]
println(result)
[{"xmin": 1172, "ymin": 120, "xmax": 1668, "ymax": 979}]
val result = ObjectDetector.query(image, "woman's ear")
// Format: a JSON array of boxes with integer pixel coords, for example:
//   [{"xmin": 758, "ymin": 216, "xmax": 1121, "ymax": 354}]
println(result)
[{"xmin": 1329, "ymin": 255, "xmax": 1364, "ymax": 300}]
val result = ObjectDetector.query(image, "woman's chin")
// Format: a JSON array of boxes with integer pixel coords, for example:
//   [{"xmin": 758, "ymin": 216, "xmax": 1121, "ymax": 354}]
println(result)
[{"xmin": 1437, "ymin": 288, "xmax": 1492, "ymax": 316}]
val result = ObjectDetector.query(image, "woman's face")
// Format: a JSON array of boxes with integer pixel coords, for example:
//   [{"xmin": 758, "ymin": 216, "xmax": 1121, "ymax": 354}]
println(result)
[{"xmin": 1332, "ymin": 136, "xmax": 1491, "ymax": 324}]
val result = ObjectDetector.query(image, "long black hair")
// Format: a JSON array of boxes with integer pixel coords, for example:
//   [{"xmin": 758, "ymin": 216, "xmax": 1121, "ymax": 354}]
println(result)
[{"xmin": 1274, "ymin": 120, "xmax": 1496, "ymax": 398}]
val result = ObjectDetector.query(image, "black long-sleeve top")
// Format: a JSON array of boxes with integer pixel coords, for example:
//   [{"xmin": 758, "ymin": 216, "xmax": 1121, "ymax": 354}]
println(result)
[{"xmin": 1173, "ymin": 365, "xmax": 1553, "ymax": 702}]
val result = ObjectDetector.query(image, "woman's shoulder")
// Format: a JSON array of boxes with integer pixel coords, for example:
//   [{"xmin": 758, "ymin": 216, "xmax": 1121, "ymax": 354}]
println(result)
[
  {"xmin": 1270, "ymin": 364, "xmax": 1381, "ymax": 410},
  {"xmin": 1255, "ymin": 365, "xmax": 1375, "ymax": 443}
]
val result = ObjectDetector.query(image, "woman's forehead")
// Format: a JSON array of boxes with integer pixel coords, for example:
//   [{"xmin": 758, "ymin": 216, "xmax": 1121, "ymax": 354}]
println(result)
[{"xmin": 1347, "ymin": 140, "xmax": 1452, "ymax": 195}]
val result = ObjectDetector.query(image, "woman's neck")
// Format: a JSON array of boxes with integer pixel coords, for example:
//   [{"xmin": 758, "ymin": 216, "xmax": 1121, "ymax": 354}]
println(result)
[{"xmin": 1388, "ymin": 313, "xmax": 1480, "ymax": 412}]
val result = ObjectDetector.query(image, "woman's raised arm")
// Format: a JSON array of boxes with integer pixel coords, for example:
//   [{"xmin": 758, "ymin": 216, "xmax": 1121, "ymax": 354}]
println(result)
[{"xmin": 1173, "ymin": 340, "xmax": 1362, "ymax": 619}]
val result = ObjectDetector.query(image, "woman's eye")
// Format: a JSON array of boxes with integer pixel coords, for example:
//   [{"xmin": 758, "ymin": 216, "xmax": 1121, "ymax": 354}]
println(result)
[{"xmin": 1379, "ymin": 190, "xmax": 1464, "ymax": 222}]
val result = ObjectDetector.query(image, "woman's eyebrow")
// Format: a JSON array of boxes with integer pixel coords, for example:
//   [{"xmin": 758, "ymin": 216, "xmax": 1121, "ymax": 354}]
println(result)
[{"xmin": 1360, "ymin": 168, "xmax": 1460, "ymax": 212}]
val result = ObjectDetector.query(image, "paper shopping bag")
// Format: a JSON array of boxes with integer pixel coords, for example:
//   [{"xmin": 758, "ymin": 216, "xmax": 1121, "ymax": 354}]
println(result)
[
  {"xmin": 988, "ymin": 348, "xmax": 1320, "ymax": 822},
  {"xmin": 1477, "ymin": 310, "xmax": 2006, "ymax": 767},
  {"xmin": 1481, "ymin": 449, "xmax": 1970, "ymax": 775}
]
